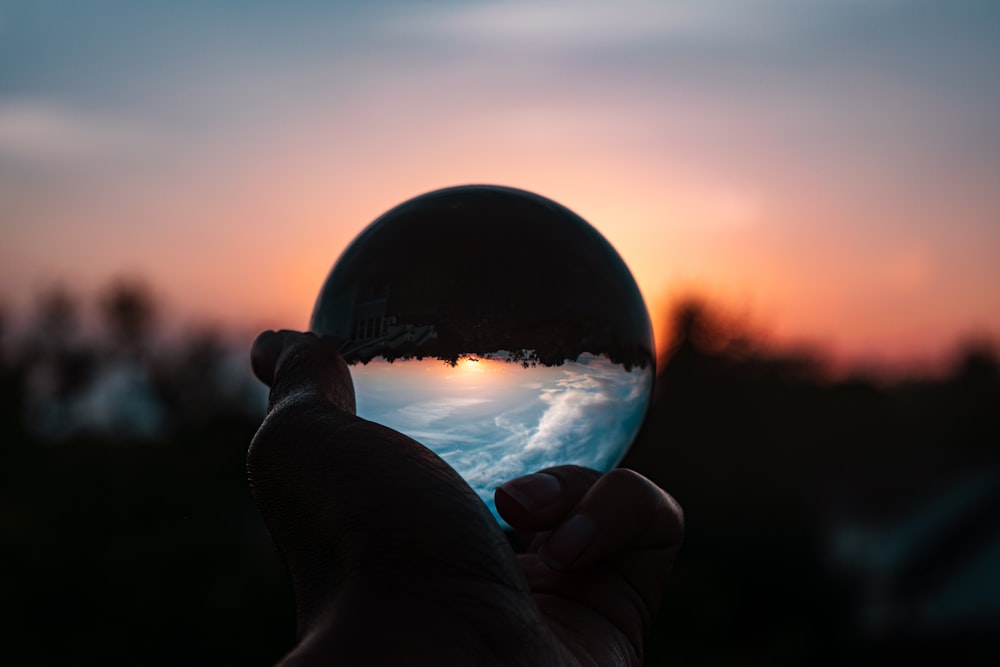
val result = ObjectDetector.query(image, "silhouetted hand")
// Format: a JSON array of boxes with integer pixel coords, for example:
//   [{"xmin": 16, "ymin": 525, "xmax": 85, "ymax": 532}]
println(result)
[{"xmin": 249, "ymin": 330, "xmax": 683, "ymax": 666}]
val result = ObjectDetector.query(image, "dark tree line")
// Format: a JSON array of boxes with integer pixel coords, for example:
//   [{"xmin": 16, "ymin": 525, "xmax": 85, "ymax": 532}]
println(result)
[{"xmin": 1, "ymin": 284, "xmax": 998, "ymax": 665}]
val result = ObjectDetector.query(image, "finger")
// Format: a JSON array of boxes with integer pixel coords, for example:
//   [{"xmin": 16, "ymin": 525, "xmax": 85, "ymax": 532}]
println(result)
[
  {"xmin": 250, "ymin": 329, "xmax": 356, "ymax": 415},
  {"xmin": 501, "ymin": 467, "xmax": 684, "ymax": 641},
  {"xmin": 495, "ymin": 465, "xmax": 602, "ymax": 533},
  {"xmin": 539, "ymin": 468, "xmax": 684, "ymax": 573},
  {"xmin": 250, "ymin": 329, "xmax": 285, "ymax": 385}
]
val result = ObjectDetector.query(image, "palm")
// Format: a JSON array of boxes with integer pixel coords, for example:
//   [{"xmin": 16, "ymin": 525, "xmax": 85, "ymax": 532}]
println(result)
[{"xmin": 524, "ymin": 554, "xmax": 645, "ymax": 665}]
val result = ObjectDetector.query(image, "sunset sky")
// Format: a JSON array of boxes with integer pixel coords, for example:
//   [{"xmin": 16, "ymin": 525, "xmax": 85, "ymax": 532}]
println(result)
[{"xmin": 2, "ymin": 0, "xmax": 998, "ymax": 371}]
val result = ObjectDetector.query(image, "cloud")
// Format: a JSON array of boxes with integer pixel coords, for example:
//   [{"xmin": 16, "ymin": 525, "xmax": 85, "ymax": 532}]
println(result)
[
  {"xmin": 0, "ymin": 100, "xmax": 157, "ymax": 165},
  {"xmin": 385, "ymin": 0, "xmax": 828, "ymax": 53},
  {"xmin": 520, "ymin": 356, "xmax": 651, "ymax": 465},
  {"xmin": 395, "ymin": 396, "xmax": 491, "ymax": 429},
  {"xmin": 524, "ymin": 371, "xmax": 614, "ymax": 452},
  {"xmin": 454, "ymin": 357, "xmax": 653, "ymax": 496}
]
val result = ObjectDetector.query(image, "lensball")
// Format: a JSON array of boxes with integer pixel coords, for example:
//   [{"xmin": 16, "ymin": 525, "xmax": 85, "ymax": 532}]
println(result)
[{"xmin": 311, "ymin": 185, "xmax": 654, "ymax": 525}]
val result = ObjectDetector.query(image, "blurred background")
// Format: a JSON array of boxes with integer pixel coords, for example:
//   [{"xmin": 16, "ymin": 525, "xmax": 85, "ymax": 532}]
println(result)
[{"xmin": 1, "ymin": 1, "xmax": 998, "ymax": 664}]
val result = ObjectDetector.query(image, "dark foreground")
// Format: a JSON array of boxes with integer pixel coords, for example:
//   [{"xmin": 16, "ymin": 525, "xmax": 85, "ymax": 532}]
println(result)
[{"xmin": 1, "ymin": 288, "xmax": 997, "ymax": 665}]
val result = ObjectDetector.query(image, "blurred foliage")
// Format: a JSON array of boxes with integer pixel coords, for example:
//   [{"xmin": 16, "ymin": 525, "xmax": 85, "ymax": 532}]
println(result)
[
  {"xmin": 0, "ymin": 281, "xmax": 291, "ymax": 665},
  {"xmin": 1, "ymin": 285, "xmax": 998, "ymax": 665},
  {"xmin": 625, "ymin": 298, "xmax": 1000, "ymax": 665}
]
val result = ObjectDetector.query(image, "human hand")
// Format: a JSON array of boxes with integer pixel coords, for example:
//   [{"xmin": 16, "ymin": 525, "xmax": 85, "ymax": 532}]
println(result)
[{"xmin": 249, "ymin": 330, "xmax": 683, "ymax": 665}]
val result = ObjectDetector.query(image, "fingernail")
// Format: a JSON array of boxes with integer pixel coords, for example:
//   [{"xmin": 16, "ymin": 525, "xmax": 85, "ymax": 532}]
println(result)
[
  {"xmin": 498, "ymin": 473, "xmax": 562, "ymax": 512},
  {"xmin": 543, "ymin": 513, "xmax": 595, "ymax": 569}
]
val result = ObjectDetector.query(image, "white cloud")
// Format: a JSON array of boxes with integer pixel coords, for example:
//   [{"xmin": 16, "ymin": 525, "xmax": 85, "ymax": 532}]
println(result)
[
  {"xmin": 0, "ymin": 101, "xmax": 157, "ymax": 164},
  {"xmin": 524, "ymin": 371, "xmax": 610, "ymax": 452},
  {"xmin": 388, "ymin": 0, "xmax": 800, "ymax": 50},
  {"xmin": 394, "ymin": 396, "xmax": 491, "ymax": 429},
  {"xmin": 457, "ymin": 357, "xmax": 653, "ymax": 498}
]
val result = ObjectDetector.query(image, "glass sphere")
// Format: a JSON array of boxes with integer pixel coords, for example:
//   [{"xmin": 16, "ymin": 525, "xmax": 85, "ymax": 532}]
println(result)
[{"xmin": 311, "ymin": 185, "xmax": 654, "ymax": 525}]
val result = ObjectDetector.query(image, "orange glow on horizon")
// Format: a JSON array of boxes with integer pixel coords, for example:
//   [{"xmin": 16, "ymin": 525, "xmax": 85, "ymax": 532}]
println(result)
[{"xmin": 456, "ymin": 357, "xmax": 486, "ymax": 373}]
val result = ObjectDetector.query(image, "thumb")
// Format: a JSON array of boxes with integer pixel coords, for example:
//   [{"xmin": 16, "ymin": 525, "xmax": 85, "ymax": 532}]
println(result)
[{"xmin": 251, "ymin": 329, "xmax": 355, "ymax": 415}]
